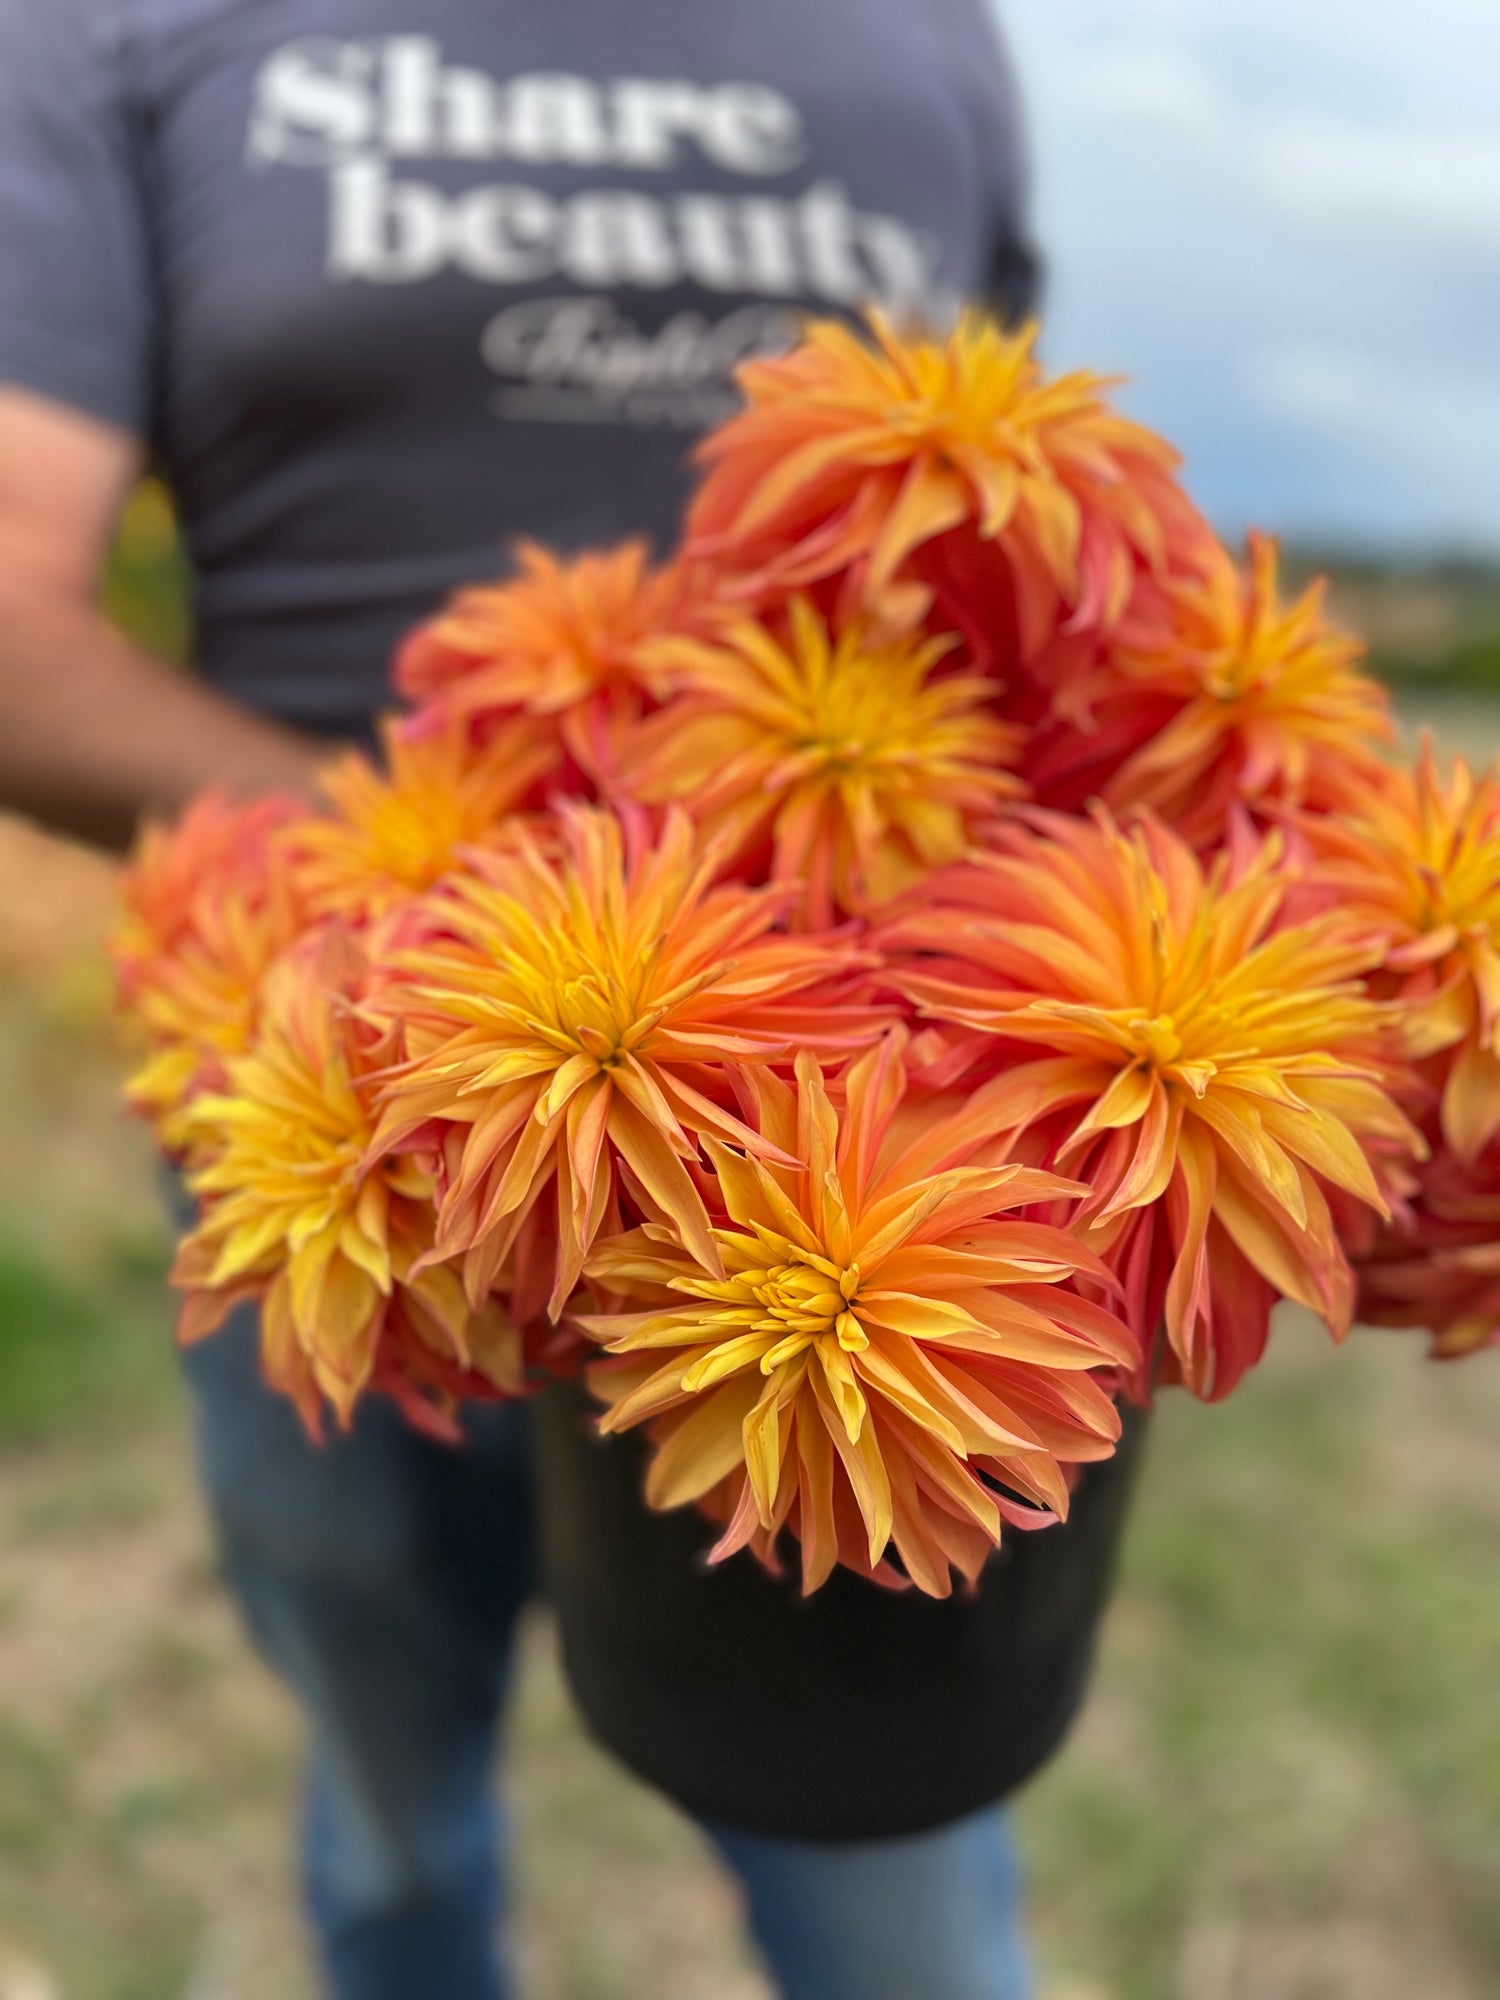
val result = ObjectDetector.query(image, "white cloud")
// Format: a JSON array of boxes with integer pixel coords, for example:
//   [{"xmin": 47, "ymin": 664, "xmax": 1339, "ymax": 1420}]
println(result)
[
  {"xmin": 1260, "ymin": 126, "xmax": 1500, "ymax": 248},
  {"xmin": 1066, "ymin": 47, "xmax": 1224, "ymax": 132},
  {"xmin": 1257, "ymin": 347, "xmax": 1500, "ymax": 512},
  {"xmin": 1065, "ymin": 47, "xmax": 1500, "ymax": 252},
  {"xmin": 997, "ymin": 0, "xmax": 1500, "ymax": 553}
]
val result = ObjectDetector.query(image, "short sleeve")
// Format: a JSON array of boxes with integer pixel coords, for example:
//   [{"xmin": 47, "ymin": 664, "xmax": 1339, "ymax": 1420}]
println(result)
[
  {"xmin": 954, "ymin": 1, "xmax": 1043, "ymax": 323},
  {"xmin": 0, "ymin": 2, "xmax": 155, "ymax": 433}
]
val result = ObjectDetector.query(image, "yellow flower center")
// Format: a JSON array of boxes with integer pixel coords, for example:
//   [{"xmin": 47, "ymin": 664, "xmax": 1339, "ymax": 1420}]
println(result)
[
  {"xmin": 238, "ymin": 1076, "xmax": 369, "ymax": 1203},
  {"xmin": 498, "ymin": 925, "xmax": 724, "ymax": 1085},
  {"xmin": 1132, "ymin": 1012, "xmax": 1185, "ymax": 1067},
  {"xmin": 532, "ymin": 967, "xmax": 648, "ymax": 1070},
  {"xmin": 797, "ymin": 682, "xmax": 905, "ymax": 771},
  {"xmin": 1204, "ymin": 644, "xmax": 1263, "ymax": 703},
  {"xmin": 355, "ymin": 789, "xmax": 479, "ymax": 892},
  {"xmin": 735, "ymin": 1246, "xmax": 866, "ymax": 1370},
  {"xmin": 880, "ymin": 327, "xmax": 1041, "ymax": 456},
  {"xmin": 1413, "ymin": 827, "xmax": 1500, "ymax": 940},
  {"xmin": 186, "ymin": 1030, "xmax": 390, "ymax": 1297},
  {"xmin": 781, "ymin": 618, "xmax": 954, "ymax": 781}
]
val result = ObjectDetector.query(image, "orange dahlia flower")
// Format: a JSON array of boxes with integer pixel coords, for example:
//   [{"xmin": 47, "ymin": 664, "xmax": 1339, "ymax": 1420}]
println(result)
[
  {"xmin": 685, "ymin": 311, "xmax": 1209, "ymax": 653},
  {"xmin": 578, "ymin": 1039, "xmax": 1134, "ymax": 1597},
  {"xmin": 175, "ymin": 934, "xmax": 524, "ymax": 1436},
  {"xmin": 1355, "ymin": 1133, "xmax": 1500, "ymax": 1359},
  {"xmin": 886, "ymin": 811, "xmax": 1421, "ymax": 1398},
  {"xmin": 1101, "ymin": 534, "xmax": 1392, "ymax": 844},
  {"xmin": 112, "ymin": 792, "xmax": 308, "ymax": 1155},
  {"xmin": 395, "ymin": 539, "xmax": 682, "ymax": 786},
  {"xmin": 281, "ymin": 716, "xmax": 556, "ymax": 925},
  {"xmin": 621, "ymin": 597, "xmax": 1024, "ymax": 925},
  {"xmin": 1304, "ymin": 742, "xmax": 1500, "ymax": 1162},
  {"xmin": 371, "ymin": 803, "xmax": 881, "ymax": 1321}
]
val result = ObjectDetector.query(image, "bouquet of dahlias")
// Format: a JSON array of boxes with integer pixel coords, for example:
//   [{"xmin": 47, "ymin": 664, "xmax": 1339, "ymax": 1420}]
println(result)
[{"xmin": 114, "ymin": 309, "xmax": 1493, "ymax": 1601}]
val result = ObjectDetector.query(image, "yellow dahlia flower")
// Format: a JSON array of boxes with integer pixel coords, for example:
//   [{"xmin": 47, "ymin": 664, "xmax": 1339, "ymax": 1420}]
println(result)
[
  {"xmin": 176, "ymin": 935, "xmax": 523, "ymax": 1435},
  {"xmin": 282, "ymin": 716, "xmax": 556, "ymax": 924},
  {"xmin": 686, "ymin": 311, "xmax": 1209, "ymax": 651},
  {"xmin": 1102, "ymin": 534, "xmax": 1393, "ymax": 843},
  {"xmin": 579, "ymin": 1040, "xmax": 1134, "ymax": 1597},
  {"xmin": 1305, "ymin": 741, "xmax": 1500, "ymax": 1161},
  {"xmin": 371, "ymin": 804, "xmax": 880, "ymax": 1321},
  {"xmin": 621, "ymin": 597, "xmax": 1024, "ymax": 925},
  {"xmin": 112, "ymin": 792, "xmax": 308, "ymax": 1156},
  {"xmin": 887, "ymin": 811, "xmax": 1421, "ymax": 1398}
]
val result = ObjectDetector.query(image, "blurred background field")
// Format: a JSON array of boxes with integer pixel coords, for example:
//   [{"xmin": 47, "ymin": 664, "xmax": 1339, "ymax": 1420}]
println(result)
[{"xmin": 0, "ymin": 511, "xmax": 1497, "ymax": 2000}]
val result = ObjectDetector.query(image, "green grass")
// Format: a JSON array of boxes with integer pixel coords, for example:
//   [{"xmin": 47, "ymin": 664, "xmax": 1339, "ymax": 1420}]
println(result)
[
  {"xmin": 1019, "ymin": 1322, "xmax": 1500, "ymax": 1997},
  {"xmin": 0, "ymin": 1232, "xmax": 176, "ymax": 1442},
  {"xmin": 0, "ymin": 1708, "xmax": 200, "ymax": 2000},
  {"xmin": 101, "ymin": 480, "xmax": 193, "ymax": 667},
  {"xmin": 1375, "ymin": 628, "xmax": 1500, "ymax": 693}
]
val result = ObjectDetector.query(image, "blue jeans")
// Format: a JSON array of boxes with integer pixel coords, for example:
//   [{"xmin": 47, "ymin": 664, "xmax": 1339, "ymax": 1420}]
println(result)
[{"xmin": 182, "ymin": 1309, "xmax": 1032, "ymax": 2000}]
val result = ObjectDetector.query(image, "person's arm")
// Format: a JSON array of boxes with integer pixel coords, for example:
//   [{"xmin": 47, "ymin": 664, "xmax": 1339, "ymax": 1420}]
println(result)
[
  {"xmin": 0, "ymin": 8, "xmax": 327, "ymax": 852},
  {"xmin": 0, "ymin": 387, "xmax": 327, "ymax": 852}
]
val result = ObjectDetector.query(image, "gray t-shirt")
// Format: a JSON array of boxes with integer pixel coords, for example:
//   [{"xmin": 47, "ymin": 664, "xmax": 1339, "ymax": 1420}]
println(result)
[{"xmin": 0, "ymin": 0, "xmax": 1035, "ymax": 730}]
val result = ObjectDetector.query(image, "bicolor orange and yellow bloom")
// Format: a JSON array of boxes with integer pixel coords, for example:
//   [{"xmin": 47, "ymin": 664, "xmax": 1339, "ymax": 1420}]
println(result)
[
  {"xmin": 112, "ymin": 791, "xmax": 309, "ymax": 1156},
  {"xmin": 621, "ymin": 597, "xmax": 1023, "ymax": 925},
  {"xmin": 281, "ymin": 716, "xmax": 556, "ymax": 925},
  {"xmin": 1304, "ymin": 743, "xmax": 1500, "ymax": 1162},
  {"xmin": 1101, "ymin": 534, "xmax": 1392, "ymax": 845},
  {"xmin": 371, "ymin": 804, "xmax": 882, "ymax": 1322},
  {"xmin": 686, "ymin": 311, "xmax": 1210, "ymax": 654},
  {"xmin": 886, "ymin": 811, "xmax": 1421, "ymax": 1398},
  {"xmin": 175, "ymin": 934, "xmax": 525, "ymax": 1437},
  {"xmin": 395, "ymin": 539, "xmax": 683, "ymax": 786},
  {"xmin": 579, "ymin": 1040, "xmax": 1135, "ymax": 1596}
]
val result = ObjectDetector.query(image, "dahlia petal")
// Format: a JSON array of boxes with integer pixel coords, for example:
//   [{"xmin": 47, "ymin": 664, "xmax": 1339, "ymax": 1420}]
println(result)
[
  {"xmin": 744, "ymin": 1363, "xmax": 804, "ymax": 1524},
  {"xmin": 883, "ymin": 1450, "xmax": 959, "ymax": 1600},
  {"xmin": 608, "ymin": 1096, "xmax": 723, "ymax": 1280},
  {"xmin": 1190, "ymin": 1091, "xmax": 1308, "ymax": 1229},
  {"xmin": 1164, "ymin": 1127, "xmax": 1217, "ymax": 1389},
  {"xmin": 953, "ymin": 1290, "xmax": 1138, "ymax": 1371},
  {"xmin": 337, "ymin": 1213, "xmax": 394, "ymax": 1295},
  {"xmin": 1212, "ymin": 1170, "xmax": 1332, "ymax": 1325},
  {"xmin": 866, "ymin": 457, "xmax": 971, "ymax": 593},
  {"xmin": 1259, "ymin": 1100, "xmax": 1387, "ymax": 1214},
  {"xmin": 645, "ymin": 1373, "xmax": 765, "ymax": 1510},
  {"xmin": 856, "ymin": 1291, "xmax": 983, "ymax": 1341},
  {"xmin": 809, "ymin": 1364, "xmax": 893, "ymax": 1568},
  {"xmin": 1442, "ymin": 1037, "xmax": 1500, "ymax": 1163},
  {"xmin": 890, "ymin": 1406, "xmax": 1004, "ymax": 1539},
  {"xmin": 813, "ymin": 1337, "xmax": 867, "ymax": 1444},
  {"xmin": 849, "ymin": 1344, "xmax": 970, "ymax": 1456},
  {"xmin": 1094, "ymin": 1083, "xmax": 1183, "ymax": 1219},
  {"xmin": 175, "ymin": 1282, "xmax": 248, "ymax": 1348},
  {"xmin": 788, "ymin": 1399, "xmax": 841, "ymax": 1593}
]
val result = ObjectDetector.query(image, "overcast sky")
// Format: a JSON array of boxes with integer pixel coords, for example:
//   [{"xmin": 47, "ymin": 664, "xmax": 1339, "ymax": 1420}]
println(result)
[{"xmin": 999, "ymin": 0, "xmax": 1500, "ymax": 557}]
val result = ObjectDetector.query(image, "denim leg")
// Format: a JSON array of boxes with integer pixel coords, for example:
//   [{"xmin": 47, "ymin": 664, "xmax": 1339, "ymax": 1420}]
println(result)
[
  {"xmin": 707, "ymin": 1807, "xmax": 1033, "ymax": 2000},
  {"xmin": 181, "ymin": 1305, "xmax": 537, "ymax": 2000}
]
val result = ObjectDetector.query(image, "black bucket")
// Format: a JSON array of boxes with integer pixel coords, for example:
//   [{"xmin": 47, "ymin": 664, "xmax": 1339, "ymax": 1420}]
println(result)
[{"xmin": 535, "ymin": 1379, "xmax": 1148, "ymax": 1842}]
